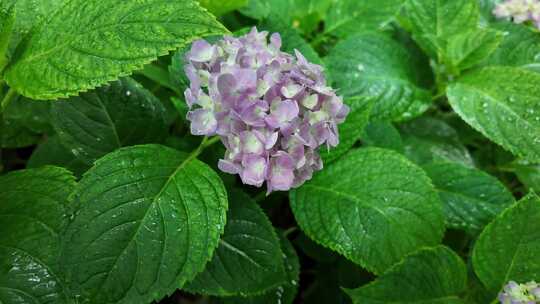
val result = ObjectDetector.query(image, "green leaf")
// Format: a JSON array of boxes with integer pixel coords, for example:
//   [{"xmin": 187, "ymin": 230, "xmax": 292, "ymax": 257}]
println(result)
[
  {"xmin": 4, "ymin": 95, "xmax": 52, "ymax": 134},
  {"xmin": 239, "ymin": 0, "xmax": 293, "ymax": 22},
  {"xmin": 472, "ymin": 192, "xmax": 540, "ymax": 292},
  {"xmin": 4, "ymin": 0, "xmax": 227, "ymax": 100},
  {"xmin": 136, "ymin": 63, "xmax": 179, "ymax": 95},
  {"xmin": 199, "ymin": 0, "xmax": 248, "ymax": 16},
  {"xmin": 400, "ymin": 117, "xmax": 474, "ymax": 167},
  {"xmin": 485, "ymin": 22, "xmax": 540, "ymax": 71},
  {"xmin": 447, "ymin": 66, "xmax": 540, "ymax": 162},
  {"xmin": 61, "ymin": 144, "xmax": 228, "ymax": 304},
  {"xmin": 325, "ymin": 0, "xmax": 404, "ymax": 38},
  {"xmin": 362, "ymin": 121, "xmax": 404, "ymax": 153},
  {"xmin": 321, "ymin": 97, "xmax": 373, "ymax": 163},
  {"xmin": 326, "ymin": 32, "xmax": 432, "ymax": 122},
  {"xmin": 446, "ymin": 28, "xmax": 503, "ymax": 72},
  {"xmin": 345, "ymin": 246, "xmax": 467, "ymax": 304},
  {"xmin": 0, "ymin": 116, "xmax": 40, "ymax": 148},
  {"xmin": 0, "ymin": 0, "xmax": 64, "ymax": 34},
  {"xmin": 0, "ymin": 5, "xmax": 15, "ymax": 72},
  {"xmin": 51, "ymin": 78, "xmax": 168, "ymax": 164},
  {"xmin": 290, "ymin": 148, "xmax": 444, "ymax": 274},
  {"xmin": 405, "ymin": 0, "xmax": 479, "ymax": 56},
  {"xmin": 27, "ymin": 135, "xmax": 89, "ymax": 178},
  {"xmin": 218, "ymin": 232, "xmax": 300, "ymax": 304},
  {"xmin": 423, "ymin": 162, "xmax": 515, "ymax": 234},
  {"xmin": 185, "ymin": 190, "xmax": 285, "ymax": 296},
  {"xmin": 0, "ymin": 167, "xmax": 76, "ymax": 304},
  {"xmin": 510, "ymin": 159, "xmax": 540, "ymax": 193}
]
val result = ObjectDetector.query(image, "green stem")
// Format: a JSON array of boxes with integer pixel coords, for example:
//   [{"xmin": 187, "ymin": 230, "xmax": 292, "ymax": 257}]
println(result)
[
  {"xmin": 189, "ymin": 136, "xmax": 220, "ymax": 160},
  {"xmin": 0, "ymin": 79, "xmax": 5, "ymax": 94},
  {"xmin": 1, "ymin": 87, "xmax": 17, "ymax": 112}
]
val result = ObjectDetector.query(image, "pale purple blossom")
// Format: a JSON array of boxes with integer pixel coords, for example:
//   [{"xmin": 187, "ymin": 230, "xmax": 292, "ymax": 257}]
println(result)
[
  {"xmin": 184, "ymin": 27, "xmax": 349, "ymax": 193},
  {"xmin": 493, "ymin": 0, "xmax": 540, "ymax": 29},
  {"xmin": 499, "ymin": 281, "xmax": 540, "ymax": 304}
]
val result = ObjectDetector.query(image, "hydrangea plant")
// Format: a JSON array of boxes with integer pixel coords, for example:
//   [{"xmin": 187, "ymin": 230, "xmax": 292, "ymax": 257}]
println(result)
[{"xmin": 0, "ymin": 1, "xmax": 539, "ymax": 304}]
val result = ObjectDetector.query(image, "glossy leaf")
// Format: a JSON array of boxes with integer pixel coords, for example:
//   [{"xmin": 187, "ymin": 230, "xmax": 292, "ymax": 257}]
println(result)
[
  {"xmin": 472, "ymin": 193, "xmax": 540, "ymax": 292},
  {"xmin": 400, "ymin": 117, "xmax": 474, "ymax": 167},
  {"xmin": 51, "ymin": 78, "xmax": 168, "ymax": 164},
  {"xmin": 325, "ymin": 0, "xmax": 404, "ymax": 38},
  {"xmin": 423, "ymin": 162, "xmax": 515, "ymax": 234},
  {"xmin": 345, "ymin": 246, "xmax": 467, "ymax": 304},
  {"xmin": 362, "ymin": 121, "xmax": 404, "ymax": 153},
  {"xmin": 61, "ymin": 144, "xmax": 228, "ymax": 304},
  {"xmin": 446, "ymin": 28, "xmax": 503, "ymax": 72},
  {"xmin": 290, "ymin": 148, "xmax": 444, "ymax": 274},
  {"xmin": 27, "ymin": 135, "xmax": 89, "ymax": 178},
  {"xmin": 405, "ymin": 0, "xmax": 479, "ymax": 56},
  {"xmin": 185, "ymin": 190, "xmax": 285, "ymax": 296},
  {"xmin": 199, "ymin": 0, "xmax": 248, "ymax": 16},
  {"xmin": 486, "ymin": 22, "xmax": 540, "ymax": 71},
  {"xmin": 0, "ymin": 167, "xmax": 76, "ymax": 304},
  {"xmin": 4, "ymin": 0, "xmax": 227, "ymax": 100},
  {"xmin": 326, "ymin": 32, "xmax": 432, "ymax": 122},
  {"xmin": 447, "ymin": 66, "xmax": 540, "ymax": 162}
]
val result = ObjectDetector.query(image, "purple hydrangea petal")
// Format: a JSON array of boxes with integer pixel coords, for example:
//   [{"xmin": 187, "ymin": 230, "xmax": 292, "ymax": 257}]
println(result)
[
  {"xmin": 188, "ymin": 40, "xmax": 216, "ymax": 62},
  {"xmin": 218, "ymin": 159, "xmax": 241, "ymax": 174},
  {"xmin": 240, "ymin": 154, "xmax": 267, "ymax": 186},
  {"xmin": 187, "ymin": 109, "xmax": 218, "ymax": 135},
  {"xmin": 268, "ymin": 151, "xmax": 295, "ymax": 192}
]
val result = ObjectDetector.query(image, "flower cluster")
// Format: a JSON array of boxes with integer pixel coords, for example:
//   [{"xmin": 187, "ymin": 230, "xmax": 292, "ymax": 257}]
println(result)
[
  {"xmin": 184, "ymin": 27, "xmax": 349, "ymax": 193},
  {"xmin": 493, "ymin": 0, "xmax": 540, "ymax": 28},
  {"xmin": 499, "ymin": 281, "xmax": 540, "ymax": 304}
]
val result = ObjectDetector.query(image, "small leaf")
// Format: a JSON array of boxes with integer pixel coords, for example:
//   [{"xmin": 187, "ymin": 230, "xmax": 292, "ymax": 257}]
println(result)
[
  {"xmin": 185, "ymin": 190, "xmax": 286, "ymax": 296},
  {"xmin": 345, "ymin": 246, "xmax": 467, "ymax": 304},
  {"xmin": 447, "ymin": 66, "xmax": 540, "ymax": 162},
  {"xmin": 4, "ymin": 94, "xmax": 53, "ymax": 134},
  {"xmin": 217, "ymin": 232, "xmax": 300, "ymax": 304},
  {"xmin": 0, "ymin": 167, "xmax": 76, "ymax": 304},
  {"xmin": 486, "ymin": 22, "xmax": 540, "ymax": 71},
  {"xmin": 326, "ymin": 32, "xmax": 432, "ymax": 122},
  {"xmin": 4, "ymin": 0, "xmax": 227, "ymax": 100},
  {"xmin": 423, "ymin": 162, "xmax": 515, "ymax": 234},
  {"xmin": 321, "ymin": 97, "xmax": 373, "ymax": 163},
  {"xmin": 472, "ymin": 192, "xmax": 540, "ymax": 292},
  {"xmin": 400, "ymin": 117, "xmax": 474, "ymax": 167},
  {"xmin": 510, "ymin": 159, "xmax": 540, "ymax": 193},
  {"xmin": 405, "ymin": 0, "xmax": 479, "ymax": 56},
  {"xmin": 325, "ymin": 0, "xmax": 404, "ymax": 38},
  {"xmin": 61, "ymin": 144, "xmax": 228, "ymax": 304},
  {"xmin": 51, "ymin": 78, "xmax": 168, "ymax": 164},
  {"xmin": 0, "ymin": 116, "xmax": 40, "ymax": 148},
  {"xmin": 27, "ymin": 135, "xmax": 89, "ymax": 178},
  {"xmin": 290, "ymin": 148, "xmax": 444, "ymax": 274},
  {"xmin": 446, "ymin": 28, "xmax": 503, "ymax": 71}
]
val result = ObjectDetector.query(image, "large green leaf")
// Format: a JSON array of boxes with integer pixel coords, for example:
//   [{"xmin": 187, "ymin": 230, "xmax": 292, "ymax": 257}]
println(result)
[
  {"xmin": 423, "ymin": 162, "xmax": 515, "ymax": 234},
  {"xmin": 325, "ymin": 0, "xmax": 404, "ymax": 38},
  {"xmin": 4, "ymin": 0, "xmax": 227, "ymax": 100},
  {"xmin": 216, "ymin": 232, "xmax": 300, "ymax": 304},
  {"xmin": 326, "ymin": 32, "xmax": 432, "ymax": 122},
  {"xmin": 4, "ymin": 95, "xmax": 52, "ymax": 134},
  {"xmin": 510, "ymin": 159, "xmax": 540, "ymax": 193},
  {"xmin": 362, "ymin": 121, "xmax": 404, "ymax": 153},
  {"xmin": 345, "ymin": 246, "xmax": 467, "ymax": 304},
  {"xmin": 290, "ymin": 148, "xmax": 444, "ymax": 274},
  {"xmin": 400, "ymin": 117, "xmax": 474, "ymax": 167},
  {"xmin": 447, "ymin": 66, "xmax": 540, "ymax": 162},
  {"xmin": 51, "ymin": 78, "xmax": 168, "ymax": 164},
  {"xmin": 185, "ymin": 190, "xmax": 285, "ymax": 296},
  {"xmin": 472, "ymin": 193, "xmax": 540, "ymax": 292},
  {"xmin": 0, "ymin": 167, "xmax": 76, "ymax": 304},
  {"xmin": 0, "ymin": 0, "xmax": 63, "ymax": 34},
  {"xmin": 61, "ymin": 144, "xmax": 228, "ymax": 304},
  {"xmin": 0, "ymin": 116, "xmax": 40, "ymax": 148},
  {"xmin": 405, "ymin": 0, "xmax": 479, "ymax": 56},
  {"xmin": 27, "ymin": 135, "xmax": 89, "ymax": 178},
  {"xmin": 321, "ymin": 97, "xmax": 373, "ymax": 163},
  {"xmin": 486, "ymin": 22, "xmax": 540, "ymax": 71}
]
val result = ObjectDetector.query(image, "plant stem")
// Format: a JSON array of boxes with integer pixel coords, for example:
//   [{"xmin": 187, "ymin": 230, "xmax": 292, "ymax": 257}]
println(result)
[
  {"xmin": 202, "ymin": 136, "xmax": 221, "ymax": 149},
  {"xmin": 189, "ymin": 136, "xmax": 221, "ymax": 160},
  {"xmin": 0, "ymin": 87, "xmax": 17, "ymax": 112}
]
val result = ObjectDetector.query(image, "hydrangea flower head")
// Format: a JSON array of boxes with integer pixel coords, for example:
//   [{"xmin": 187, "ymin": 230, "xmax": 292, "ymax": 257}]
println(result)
[
  {"xmin": 499, "ymin": 281, "xmax": 540, "ymax": 304},
  {"xmin": 184, "ymin": 27, "xmax": 349, "ymax": 193},
  {"xmin": 493, "ymin": 0, "xmax": 540, "ymax": 29}
]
